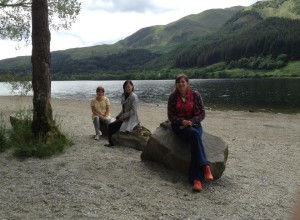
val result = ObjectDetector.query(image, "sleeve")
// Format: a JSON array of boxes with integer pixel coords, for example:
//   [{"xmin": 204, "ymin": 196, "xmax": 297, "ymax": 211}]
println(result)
[
  {"xmin": 90, "ymin": 99, "xmax": 95, "ymax": 107},
  {"xmin": 122, "ymin": 93, "xmax": 138, "ymax": 119},
  {"xmin": 167, "ymin": 92, "xmax": 182, "ymax": 127},
  {"xmin": 105, "ymin": 97, "xmax": 110, "ymax": 106},
  {"xmin": 191, "ymin": 91, "xmax": 205, "ymax": 124}
]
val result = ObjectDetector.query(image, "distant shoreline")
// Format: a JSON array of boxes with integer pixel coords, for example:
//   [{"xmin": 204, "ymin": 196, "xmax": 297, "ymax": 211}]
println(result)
[{"xmin": 1, "ymin": 95, "xmax": 299, "ymax": 114}]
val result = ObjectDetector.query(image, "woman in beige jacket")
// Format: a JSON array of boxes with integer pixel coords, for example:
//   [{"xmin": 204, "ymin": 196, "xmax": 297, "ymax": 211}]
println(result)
[{"xmin": 105, "ymin": 80, "xmax": 139, "ymax": 147}]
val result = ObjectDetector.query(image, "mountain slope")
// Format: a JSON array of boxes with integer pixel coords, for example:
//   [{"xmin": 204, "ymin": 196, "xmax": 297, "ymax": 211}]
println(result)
[
  {"xmin": 247, "ymin": 0, "xmax": 300, "ymax": 19},
  {"xmin": 174, "ymin": 0, "xmax": 300, "ymax": 69},
  {"xmin": 1, "ymin": 0, "xmax": 300, "ymax": 80},
  {"xmin": 117, "ymin": 6, "xmax": 243, "ymax": 52},
  {"xmin": 0, "ymin": 6, "xmax": 243, "ymax": 77}
]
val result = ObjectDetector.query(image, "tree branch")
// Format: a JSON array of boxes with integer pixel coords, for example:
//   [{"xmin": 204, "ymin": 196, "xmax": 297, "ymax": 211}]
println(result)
[{"xmin": 0, "ymin": 0, "xmax": 31, "ymax": 8}]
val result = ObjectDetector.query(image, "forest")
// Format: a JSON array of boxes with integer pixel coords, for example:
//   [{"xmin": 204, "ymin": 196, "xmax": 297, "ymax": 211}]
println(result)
[{"xmin": 175, "ymin": 18, "xmax": 300, "ymax": 69}]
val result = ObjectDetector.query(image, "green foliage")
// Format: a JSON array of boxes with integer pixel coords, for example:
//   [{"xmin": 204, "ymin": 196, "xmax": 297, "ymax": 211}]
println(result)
[
  {"xmin": 8, "ymin": 109, "xmax": 73, "ymax": 158},
  {"xmin": 50, "ymin": 49, "xmax": 161, "ymax": 75},
  {"xmin": 175, "ymin": 17, "xmax": 300, "ymax": 69},
  {"xmin": 3, "ymin": 72, "xmax": 32, "ymax": 95},
  {"xmin": 0, "ymin": 0, "xmax": 81, "ymax": 43},
  {"xmin": 0, "ymin": 113, "xmax": 8, "ymax": 152},
  {"xmin": 0, "ymin": 107, "xmax": 73, "ymax": 158},
  {"xmin": 228, "ymin": 55, "xmax": 288, "ymax": 70}
]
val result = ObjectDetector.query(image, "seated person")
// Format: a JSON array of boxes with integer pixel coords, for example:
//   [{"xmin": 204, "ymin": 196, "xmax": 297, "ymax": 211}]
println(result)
[
  {"xmin": 91, "ymin": 86, "xmax": 112, "ymax": 140},
  {"xmin": 168, "ymin": 73, "xmax": 213, "ymax": 192},
  {"xmin": 105, "ymin": 80, "xmax": 139, "ymax": 147}
]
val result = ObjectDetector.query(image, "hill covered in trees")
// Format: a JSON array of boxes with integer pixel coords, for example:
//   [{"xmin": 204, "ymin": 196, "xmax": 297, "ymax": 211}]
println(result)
[{"xmin": 0, "ymin": 0, "xmax": 300, "ymax": 80}]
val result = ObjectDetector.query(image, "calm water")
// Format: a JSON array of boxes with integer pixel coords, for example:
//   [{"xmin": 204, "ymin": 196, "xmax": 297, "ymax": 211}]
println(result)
[{"xmin": 1, "ymin": 78, "xmax": 300, "ymax": 113}]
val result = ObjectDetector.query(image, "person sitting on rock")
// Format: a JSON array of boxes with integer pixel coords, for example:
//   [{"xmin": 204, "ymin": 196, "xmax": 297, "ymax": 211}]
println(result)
[
  {"xmin": 167, "ymin": 73, "xmax": 213, "ymax": 192},
  {"xmin": 105, "ymin": 80, "xmax": 139, "ymax": 147},
  {"xmin": 91, "ymin": 86, "xmax": 112, "ymax": 140}
]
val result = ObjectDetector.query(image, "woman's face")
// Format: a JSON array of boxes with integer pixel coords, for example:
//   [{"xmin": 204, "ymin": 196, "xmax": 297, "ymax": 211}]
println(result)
[
  {"xmin": 97, "ymin": 90, "xmax": 104, "ymax": 97},
  {"xmin": 124, "ymin": 83, "xmax": 133, "ymax": 94},
  {"xmin": 176, "ymin": 77, "xmax": 188, "ymax": 93}
]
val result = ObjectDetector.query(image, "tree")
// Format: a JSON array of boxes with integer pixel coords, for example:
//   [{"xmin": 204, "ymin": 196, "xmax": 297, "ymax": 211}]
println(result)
[
  {"xmin": 31, "ymin": 0, "xmax": 52, "ymax": 136},
  {"xmin": 0, "ymin": 0, "xmax": 81, "ymax": 137}
]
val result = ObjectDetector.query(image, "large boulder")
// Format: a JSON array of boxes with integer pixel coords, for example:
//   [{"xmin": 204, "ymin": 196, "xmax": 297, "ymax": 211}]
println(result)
[
  {"xmin": 141, "ymin": 121, "xmax": 228, "ymax": 179},
  {"xmin": 111, "ymin": 125, "xmax": 152, "ymax": 151}
]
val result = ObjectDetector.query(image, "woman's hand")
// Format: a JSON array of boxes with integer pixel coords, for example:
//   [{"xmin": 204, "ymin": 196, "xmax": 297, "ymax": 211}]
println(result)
[
  {"xmin": 99, "ymin": 115, "xmax": 105, "ymax": 121},
  {"xmin": 181, "ymin": 120, "xmax": 193, "ymax": 128}
]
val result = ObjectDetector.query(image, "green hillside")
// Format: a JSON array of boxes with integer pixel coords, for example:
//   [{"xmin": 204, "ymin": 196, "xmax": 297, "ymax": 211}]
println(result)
[
  {"xmin": 174, "ymin": 0, "xmax": 300, "ymax": 71},
  {"xmin": 117, "ymin": 7, "xmax": 244, "ymax": 52},
  {"xmin": 1, "ymin": 0, "xmax": 300, "ymax": 80},
  {"xmin": 0, "ymin": 6, "xmax": 243, "ymax": 78},
  {"xmin": 247, "ymin": 0, "xmax": 300, "ymax": 19}
]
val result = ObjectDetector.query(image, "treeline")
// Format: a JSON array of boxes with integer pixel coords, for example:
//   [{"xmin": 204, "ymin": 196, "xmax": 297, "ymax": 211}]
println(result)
[
  {"xmin": 175, "ymin": 17, "xmax": 300, "ymax": 68},
  {"xmin": 50, "ymin": 49, "xmax": 160, "ymax": 76},
  {"xmin": 228, "ymin": 54, "xmax": 288, "ymax": 70}
]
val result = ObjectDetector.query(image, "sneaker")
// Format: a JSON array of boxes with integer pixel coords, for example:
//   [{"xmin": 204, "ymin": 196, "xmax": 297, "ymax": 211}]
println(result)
[
  {"xmin": 192, "ymin": 180, "xmax": 202, "ymax": 192},
  {"xmin": 203, "ymin": 165, "xmax": 214, "ymax": 181},
  {"xmin": 94, "ymin": 135, "xmax": 100, "ymax": 140},
  {"xmin": 99, "ymin": 131, "xmax": 102, "ymax": 136}
]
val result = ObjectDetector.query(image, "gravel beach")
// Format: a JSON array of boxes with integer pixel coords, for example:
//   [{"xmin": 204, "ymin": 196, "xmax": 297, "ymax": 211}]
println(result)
[{"xmin": 0, "ymin": 96, "xmax": 299, "ymax": 220}]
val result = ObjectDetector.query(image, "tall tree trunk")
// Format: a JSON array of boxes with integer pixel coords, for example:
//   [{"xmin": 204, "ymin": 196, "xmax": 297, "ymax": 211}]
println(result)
[{"xmin": 31, "ymin": 0, "xmax": 53, "ymax": 137}]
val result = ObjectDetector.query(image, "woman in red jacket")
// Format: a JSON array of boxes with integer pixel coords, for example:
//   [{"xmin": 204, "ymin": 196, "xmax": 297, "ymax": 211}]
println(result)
[{"xmin": 167, "ymin": 73, "xmax": 213, "ymax": 192}]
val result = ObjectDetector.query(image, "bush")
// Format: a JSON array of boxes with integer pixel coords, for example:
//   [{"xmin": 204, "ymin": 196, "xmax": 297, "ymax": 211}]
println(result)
[
  {"xmin": 0, "ymin": 113, "xmax": 9, "ymax": 152},
  {"xmin": 7, "ymin": 108, "xmax": 73, "ymax": 158}
]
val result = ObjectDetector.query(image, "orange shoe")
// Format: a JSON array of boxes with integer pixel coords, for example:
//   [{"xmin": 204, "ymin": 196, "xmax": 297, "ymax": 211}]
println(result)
[
  {"xmin": 192, "ymin": 180, "xmax": 202, "ymax": 192},
  {"xmin": 203, "ymin": 165, "xmax": 214, "ymax": 181}
]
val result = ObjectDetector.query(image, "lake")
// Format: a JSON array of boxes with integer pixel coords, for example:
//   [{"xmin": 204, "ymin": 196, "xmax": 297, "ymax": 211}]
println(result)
[{"xmin": 1, "ymin": 78, "xmax": 300, "ymax": 113}]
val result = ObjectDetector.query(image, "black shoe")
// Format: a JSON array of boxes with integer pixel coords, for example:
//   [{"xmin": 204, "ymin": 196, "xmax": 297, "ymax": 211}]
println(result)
[{"xmin": 104, "ymin": 143, "xmax": 114, "ymax": 147}]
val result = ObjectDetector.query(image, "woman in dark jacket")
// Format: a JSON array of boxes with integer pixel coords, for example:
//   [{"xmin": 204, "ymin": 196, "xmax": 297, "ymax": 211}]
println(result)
[{"xmin": 168, "ymin": 73, "xmax": 213, "ymax": 192}]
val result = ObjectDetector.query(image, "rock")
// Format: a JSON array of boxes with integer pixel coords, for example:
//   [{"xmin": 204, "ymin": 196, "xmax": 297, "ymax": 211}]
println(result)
[
  {"xmin": 141, "ymin": 121, "xmax": 228, "ymax": 179},
  {"xmin": 111, "ymin": 125, "xmax": 152, "ymax": 151}
]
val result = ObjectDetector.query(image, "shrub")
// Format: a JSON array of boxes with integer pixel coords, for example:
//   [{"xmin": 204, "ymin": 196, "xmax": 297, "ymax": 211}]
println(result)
[
  {"xmin": 8, "ymin": 108, "xmax": 73, "ymax": 158},
  {"xmin": 0, "ymin": 112, "xmax": 10, "ymax": 152}
]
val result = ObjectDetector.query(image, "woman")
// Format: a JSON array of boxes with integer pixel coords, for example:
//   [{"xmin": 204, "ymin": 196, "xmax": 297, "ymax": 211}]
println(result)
[
  {"xmin": 167, "ymin": 73, "xmax": 213, "ymax": 192},
  {"xmin": 105, "ymin": 80, "xmax": 139, "ymax": 147},
  {"xmin": 91, "ymin": 86, "xmax": 112, "ymax": 140}
]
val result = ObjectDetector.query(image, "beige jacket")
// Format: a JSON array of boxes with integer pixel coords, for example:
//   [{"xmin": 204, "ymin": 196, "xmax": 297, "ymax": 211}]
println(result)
[{"xmin": 117, "ymin": 92, "xmax": 139, "ymax": 132}]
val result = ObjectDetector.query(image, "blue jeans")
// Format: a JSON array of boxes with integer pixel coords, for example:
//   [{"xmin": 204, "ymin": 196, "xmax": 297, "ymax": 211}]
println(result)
[
  {"xmin": 172, "ymin": 124, "xmax": 208, "ymax": 183},
  {"xmin": 93, "ymin": 116, "xmax": 112, "ymax": 135}
]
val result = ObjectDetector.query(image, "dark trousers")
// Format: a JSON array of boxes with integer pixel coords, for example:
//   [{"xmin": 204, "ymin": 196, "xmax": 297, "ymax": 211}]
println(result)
[
  {"xmin": 172, "ymin": 124, "xmax": 208, "ymax": 183},
  {"xmin": 107, "ymin": 120, "xmax": 123, "ymax": 145}
]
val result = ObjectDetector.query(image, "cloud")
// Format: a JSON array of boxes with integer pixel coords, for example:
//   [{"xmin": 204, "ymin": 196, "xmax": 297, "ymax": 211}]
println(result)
[{"xmin": 86, "ymin": 0, "xmax": 168, "ymax": 13}]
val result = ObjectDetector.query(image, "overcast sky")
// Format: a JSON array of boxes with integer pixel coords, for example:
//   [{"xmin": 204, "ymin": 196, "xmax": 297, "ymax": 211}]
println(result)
[{"xmin": 0, "ymin": 0, "xmax": 259, "ymax": 60}]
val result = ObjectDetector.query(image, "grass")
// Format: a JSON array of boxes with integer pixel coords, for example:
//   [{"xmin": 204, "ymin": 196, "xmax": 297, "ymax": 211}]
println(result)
[
  {"xmin": 0, "ymin": 108, "xmax": 73, "ymax": 158},
  {"xmin": 0, "ymin": 113, "xmax": 9, "ymax": 152}
]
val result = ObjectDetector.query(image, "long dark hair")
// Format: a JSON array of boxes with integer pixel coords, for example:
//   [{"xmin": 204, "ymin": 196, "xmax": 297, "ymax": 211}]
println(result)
[{"xmin": 123, "ymin": 80, "xmax": 134, "ymax": 93}]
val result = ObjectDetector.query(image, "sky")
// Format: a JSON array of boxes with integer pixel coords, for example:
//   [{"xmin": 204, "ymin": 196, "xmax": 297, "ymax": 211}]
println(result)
[{"xmin": 0, "ymin": 0, "xmax": 259, "ymax": 60}]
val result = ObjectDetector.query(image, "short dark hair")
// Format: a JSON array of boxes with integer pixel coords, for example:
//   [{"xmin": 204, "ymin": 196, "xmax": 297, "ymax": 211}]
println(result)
[
  {"xmin": 96, "ymin": 86, "xmax": 105, "ymax": 93},
  {"xmin": 123, "ymin": 80, "xmax": 134, "ymax": 92},
  {"xmin": 175, "ymin": 73, "xmax": 189, "ymax": 84}
]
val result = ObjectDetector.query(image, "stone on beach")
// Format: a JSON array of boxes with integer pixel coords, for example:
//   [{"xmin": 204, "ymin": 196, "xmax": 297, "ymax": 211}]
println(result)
[
  {"xmin": 141, "ymin": 121, "xmax": 228, "ymax": 179},
  {"xmin": 111, "ymin": 125, "xmax": 152, "ymax": 151}
]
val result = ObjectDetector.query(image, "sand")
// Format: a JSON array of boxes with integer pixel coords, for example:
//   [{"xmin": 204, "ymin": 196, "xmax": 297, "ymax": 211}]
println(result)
[{"xmin": 0, "ymin": 96, "xmax": 299, "ymax": 220}]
